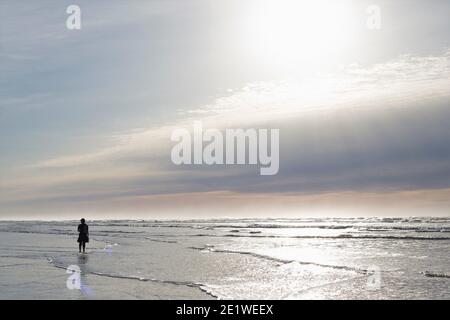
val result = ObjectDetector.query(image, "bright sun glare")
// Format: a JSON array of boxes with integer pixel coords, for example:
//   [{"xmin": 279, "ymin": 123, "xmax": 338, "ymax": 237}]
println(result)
[{"xmin": 242, "ymin": 0, "xmax": 357, "ymax": 71}]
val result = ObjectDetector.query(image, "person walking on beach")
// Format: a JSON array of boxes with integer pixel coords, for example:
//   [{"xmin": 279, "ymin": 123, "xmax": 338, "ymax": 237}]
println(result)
[{"xmin": 77, "ymin": 218, "xmax": 89, "ymax": 253}]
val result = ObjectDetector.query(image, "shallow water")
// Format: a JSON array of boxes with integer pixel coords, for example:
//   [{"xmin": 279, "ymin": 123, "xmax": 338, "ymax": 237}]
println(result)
[{"xmin": 0, "ymin": 217, "xmax": 449, "ymax": 299}]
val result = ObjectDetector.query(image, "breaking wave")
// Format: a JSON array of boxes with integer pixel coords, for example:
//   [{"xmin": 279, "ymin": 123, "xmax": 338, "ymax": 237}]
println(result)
[
  {"xmin": 190, "ymin": 233, "xmax": 450, "ymax": 241},
  {"xmin": 421, "ymin": 271, "xmax": 450, "ymax": 279}
]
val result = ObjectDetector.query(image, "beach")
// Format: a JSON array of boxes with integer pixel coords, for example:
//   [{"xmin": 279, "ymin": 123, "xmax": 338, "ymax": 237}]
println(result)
[{"xmin": 0, "ymin": 217, "xmax": 449, "ymax": 300}]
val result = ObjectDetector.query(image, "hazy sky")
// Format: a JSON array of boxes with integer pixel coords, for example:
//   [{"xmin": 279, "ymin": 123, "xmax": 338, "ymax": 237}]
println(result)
[{"xmin": 1, "ymin": 0, "xmax": 450, "ymax": 219}]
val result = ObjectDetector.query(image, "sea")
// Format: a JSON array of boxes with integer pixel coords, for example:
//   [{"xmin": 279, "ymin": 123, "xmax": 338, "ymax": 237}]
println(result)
[{"xmin": 0, "ymin": 217, "xmax": 449, "ymax": 299}]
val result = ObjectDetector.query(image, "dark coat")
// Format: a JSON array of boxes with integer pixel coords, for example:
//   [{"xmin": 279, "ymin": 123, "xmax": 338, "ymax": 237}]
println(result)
[{"xmin": 77, "ymin": 223, "xmax": 89, "ymax": 243}]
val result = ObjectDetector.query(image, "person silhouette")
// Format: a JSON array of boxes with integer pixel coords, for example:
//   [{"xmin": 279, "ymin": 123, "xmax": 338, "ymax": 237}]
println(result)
[{"xmin": 77, "ymin": 218, "xmax": 89, "ymax": 253}]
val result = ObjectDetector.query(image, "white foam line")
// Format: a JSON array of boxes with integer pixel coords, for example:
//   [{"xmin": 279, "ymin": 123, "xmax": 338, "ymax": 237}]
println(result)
[
  {"xmin": 189, "ymin": 245, "xmax": 367, "ymax": 273},
  {"xmin": 46, "ymin": 257, "xmax": 219, "ymax": 299}
]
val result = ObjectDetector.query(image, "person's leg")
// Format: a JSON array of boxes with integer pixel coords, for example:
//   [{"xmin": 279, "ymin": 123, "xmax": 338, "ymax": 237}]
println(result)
[
  {"xmin": 79, "ymin": 242, "xmax": 81, "ymax": 253},
  {"xmin": 82, "ymin": 242, "xmax": 86, "ymax": 253}
]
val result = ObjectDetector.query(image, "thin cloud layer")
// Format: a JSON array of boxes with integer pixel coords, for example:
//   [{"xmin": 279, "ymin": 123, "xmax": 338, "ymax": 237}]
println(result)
[{"xmin": 1, "ymin": 50, "xmax": 449, "ymax": 217}]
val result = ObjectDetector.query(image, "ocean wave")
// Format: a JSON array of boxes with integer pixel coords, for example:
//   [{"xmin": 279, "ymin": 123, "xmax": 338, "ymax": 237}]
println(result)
[
  {"xmin": 3, "ymin": 226, "xmax": 449, "ymax": 242},
  {"xmin": 145, "ymin": 237, "xmax": 178, "ymax": 244},
  {"xmin": 92, "ymin": 221, "xmax": 450, "ymax": 233},
  {"xmin": 211, "ymin": 224, "xmax": 354, "ymax": 230},
  {"xmin": 2, "ymin": 218, "xmax": 450, "ymax": 236},
  {"xmin": 421, "ymin": 271, "xmax": 450, "ymax": 279},
  {"xmin": 69, "ymin": 217, "xmax": 450, "ymax": 228},
  {"xmin": 2, "ymin": 217, "xmax": 449, "ymax": 225},
  {"xmin": 191, "ymin": 233, "xmax": 450, "ymax": 241}
]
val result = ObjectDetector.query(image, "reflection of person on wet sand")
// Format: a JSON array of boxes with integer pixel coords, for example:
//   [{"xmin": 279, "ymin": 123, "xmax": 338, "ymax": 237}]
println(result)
[{"xmin": 77, "ymin": 218, "xmax": 89, "ymax": 253}]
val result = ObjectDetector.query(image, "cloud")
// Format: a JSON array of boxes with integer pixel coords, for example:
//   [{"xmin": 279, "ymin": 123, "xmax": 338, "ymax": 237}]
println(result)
[
  {"xmin": 1, "ymin": 50, "xmax": 450, "ymax": 216},
  {"xmin": 29, "ymin": 49, "xmax": 450, "ymax": 168}
]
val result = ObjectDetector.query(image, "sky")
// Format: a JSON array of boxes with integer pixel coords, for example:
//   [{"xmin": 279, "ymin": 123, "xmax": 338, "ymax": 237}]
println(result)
[{"xmin": 0, "ymin": 0, "xmax": 450, "ymax": 219}]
